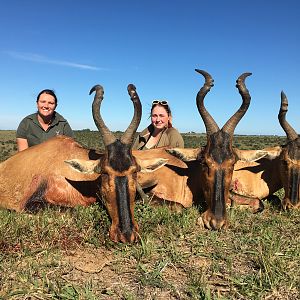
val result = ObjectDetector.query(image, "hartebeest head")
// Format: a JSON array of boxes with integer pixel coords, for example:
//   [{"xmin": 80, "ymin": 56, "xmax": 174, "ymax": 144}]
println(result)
[
  {"xmin": 278, "ymin": 91, "xmax": 300, "ymax": 208},
  {"xmin": 66, "ymin": 84, "xmax": 168, "ymax": 242},
  {"xmin": 167, "ymin": 70, "xmax": 256, "ymax": 229}
]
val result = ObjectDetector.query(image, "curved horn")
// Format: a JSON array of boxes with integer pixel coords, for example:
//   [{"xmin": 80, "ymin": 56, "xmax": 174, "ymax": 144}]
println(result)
[
  {"xmin": 222, "ymin": 72, "xmax": 252, "ymax": 135},
  {"xmin": 195, "ymin": 69, "xmax": 219, "ymax": 135},
  {"xmin": 90, "ymin": 85, "xmax": 116, "ymax": 146},
  {"xmin": 278, "ymin": 91, "xmax": 298, "ymax": 141},
  {"xmin": 121, "ymin": 84, "xmax": 142, "ymax": 144}
]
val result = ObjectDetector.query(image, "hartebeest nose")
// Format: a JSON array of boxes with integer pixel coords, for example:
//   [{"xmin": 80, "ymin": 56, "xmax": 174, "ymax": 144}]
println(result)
[
  {"xmin": 201, "ymin": 210, "xmax": 227, "ymax": 230},
  {"xmin": 210, "ymin": 218, "xmax": 227, "ymax": 230},
  {"xmin": 109, "ymin": 226, "xmax": 139, "ymax": 243}
]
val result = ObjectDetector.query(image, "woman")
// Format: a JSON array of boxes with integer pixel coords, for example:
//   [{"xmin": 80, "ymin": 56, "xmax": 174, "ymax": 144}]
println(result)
[
  {"xmin": 16, "ymin": 89, "xmax": 73, "ymax": 151},
  {"xmin": 133, "ymin": 100, "xmax": 184, "ymax": 150}
]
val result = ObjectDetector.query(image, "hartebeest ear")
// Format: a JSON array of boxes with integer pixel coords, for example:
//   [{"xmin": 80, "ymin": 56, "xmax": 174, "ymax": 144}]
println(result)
[
  {"xmin": 234, "ymin": 149, "xmax": 268, "ymax": 162},
  {"xmin": 262, "ymin": 146, "xmax": 282, "ymax": 159},
  {"xmin": 64, "ymin": 159, "xmax": 100, "ymax": 174},
  {"xmin": 234, "ymin": 146, "xmax": 282, "ymax": 162},
  {"xmin": 166, "ymin": 148, "xmax": 202, "ymax": 162},
  {"xmin": 136, "ymin": 158, "xmax": 169, "ymax": 173}
]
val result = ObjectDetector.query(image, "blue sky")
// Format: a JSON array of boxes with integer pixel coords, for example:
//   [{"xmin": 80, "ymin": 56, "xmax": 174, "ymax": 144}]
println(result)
[{"xmin": 0, "ymin": 0, "xmax": 299, "ymax": 135}]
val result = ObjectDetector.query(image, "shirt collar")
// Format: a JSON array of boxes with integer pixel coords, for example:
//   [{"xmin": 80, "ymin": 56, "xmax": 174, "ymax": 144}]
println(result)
[{"xmin": 30, "ymin": 111, "xmax": 63, "ymax": 127}]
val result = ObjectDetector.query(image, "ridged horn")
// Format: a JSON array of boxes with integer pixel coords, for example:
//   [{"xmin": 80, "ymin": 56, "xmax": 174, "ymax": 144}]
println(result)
[
  {"xmin": 121, "ymin": 84, "xmax": 142, "ymax": 145},
  {"xmin": 195, "ymin": 69, "xmax": 219, "ymax": 135},
  {"xmin": 222, "ymin": 72, "xmax": 252, "ymax": 136},
  {"xmin": 90, "ymin": 85, "xmax": 116, "ymax": 146},
  {"xmin": 278, "ymin": 91, "xmax": 298, "ymax": 141}
]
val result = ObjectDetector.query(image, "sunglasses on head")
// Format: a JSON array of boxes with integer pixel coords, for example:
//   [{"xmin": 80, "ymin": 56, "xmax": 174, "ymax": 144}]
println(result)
[{"xmin": 152, "ymin": 100, "xmax": 168, "ymax": 106}]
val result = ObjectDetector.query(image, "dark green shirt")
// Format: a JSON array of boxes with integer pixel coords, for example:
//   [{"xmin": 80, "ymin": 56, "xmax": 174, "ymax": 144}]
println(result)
[{"xmin": 16, "ymin": 112, "xmax": 73, "ymax": 147}]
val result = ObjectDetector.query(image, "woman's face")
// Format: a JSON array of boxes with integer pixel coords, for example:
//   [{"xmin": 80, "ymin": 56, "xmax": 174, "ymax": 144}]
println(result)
[
  {"xmin": 37, "ymin": 93, "xmax": 56, "ymax": 118},
  {"xmin": 151, "ymin": 105, "xmax": 169, "ymax": 131}
]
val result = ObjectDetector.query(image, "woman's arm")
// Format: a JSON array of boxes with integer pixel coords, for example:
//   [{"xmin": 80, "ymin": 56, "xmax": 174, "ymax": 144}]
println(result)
[
  {"xmin": 16, "ymin": 138, "xmax": 29, "ymax": 152},
  {"xmin": 168, "ymin": 128, "xmax": 184, "ymax": 148}
]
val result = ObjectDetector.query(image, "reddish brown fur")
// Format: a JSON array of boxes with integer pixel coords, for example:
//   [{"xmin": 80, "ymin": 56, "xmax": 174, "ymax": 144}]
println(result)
[
  {"xmin": 134, "ymin": 148, "xmax": 202, "ymax": 208},
  {"xmin": 136, "ymin": 144, "xmax": 299, "ymax": 222},
  {"xmin": 0, "ymin": 136, "xmax": 100, "ymax": 212},
  {"xmin": 0, "ymin": 136, "xmax": 167, "ymax": 243},
  {"xmin": 0, "ymin": 136, "xmax": 139, "ymax": 243},
  {"xmin": 230, "ymin": 151, "xmax": 282, "ymax": 211},
  {"xmin": 230, "ymin": 144, "xmax": 300, "ymax": 211}
]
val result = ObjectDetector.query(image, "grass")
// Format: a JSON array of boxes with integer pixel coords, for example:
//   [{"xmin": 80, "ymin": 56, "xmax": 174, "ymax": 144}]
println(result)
[
  {"xmin": 0, "ymin": 131, "xmax": 299, "ymax": 299},
  {"xmin": 0, "ymin": 202, "xmax": 299, "ymax": 299}
]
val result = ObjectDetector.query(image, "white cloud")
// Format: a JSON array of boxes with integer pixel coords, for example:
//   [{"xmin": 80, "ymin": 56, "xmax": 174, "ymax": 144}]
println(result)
[{"xmin": 4, "ymin": 51, "xmax": 104, "ymax": 71}]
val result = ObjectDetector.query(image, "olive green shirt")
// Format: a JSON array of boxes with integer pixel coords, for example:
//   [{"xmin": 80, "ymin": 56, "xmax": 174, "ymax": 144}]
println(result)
[
  {"xmin": 16, "ymin": 112, "xmax": 73, "ymax": 147},
  {"xmin": 132, "ymin": 124, "xmax": 184, "ymax": 150}
]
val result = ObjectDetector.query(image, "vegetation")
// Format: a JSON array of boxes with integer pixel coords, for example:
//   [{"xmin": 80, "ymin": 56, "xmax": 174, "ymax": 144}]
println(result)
[
  {"xmin": 0, "ymin": 131, "xmax": 18, "ymax": 162},
  {"xmin": 0, "ymin": 130, "xmax": 287, "ymax": 161},
  {"xmin": 0, "ymin": 130, "xmax": 298, "ymax": 300}
]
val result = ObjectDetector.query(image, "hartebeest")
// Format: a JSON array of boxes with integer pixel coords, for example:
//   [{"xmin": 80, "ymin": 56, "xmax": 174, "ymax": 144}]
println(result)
[
  {"xmin": 230, "ymin": 91, "xmax": 300, "ymax": 210},
  {"xmin": 0, "ymin": 84, "xmax": 167, "ymax": 243},
  {"xmin": 163, "ymin": 70, "xmax": 268, "ymax": 229}
]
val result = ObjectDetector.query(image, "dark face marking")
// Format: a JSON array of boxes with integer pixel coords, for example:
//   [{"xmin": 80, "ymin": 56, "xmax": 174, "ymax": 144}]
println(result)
[
  {"xmin": 115, "ymin": 176, "xmax": 133, "ymax": 240},
  {"xmin": 107, "ymin": 140, "xmax": 134, "ymax": 172},
  {"xmin": 208, "ymin": 131, "xmax": 234, "ymax": 163},
  {"xmin": 211, "ymin": 169, "xmax": 226, "ymax": 220},
  {"xmin": 290, "ymin": 168, "xmax": 300, "ymax": 205}
]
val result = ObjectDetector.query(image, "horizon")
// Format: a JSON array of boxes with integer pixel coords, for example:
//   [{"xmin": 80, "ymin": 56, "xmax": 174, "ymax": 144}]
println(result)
[{"xmin": 0, "ymin": 128, "xmax": 287, "ymax": 138}]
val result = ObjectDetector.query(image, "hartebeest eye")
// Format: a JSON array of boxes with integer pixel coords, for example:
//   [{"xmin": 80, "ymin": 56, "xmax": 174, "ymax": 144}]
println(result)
[
  {"xmin": 132, "ymin": 165, "xmax": 140, "ymax": 173},
  {"xmin": 101, "ymin": 173, "xmax": 109, "ymax": 182},
  {"xmin": 101, "ymin": 166, "xmax": 110, "ymax": 177},
  {"xmin": 200, "ymin": 161, "xmax": 209, "ymax": 173}
]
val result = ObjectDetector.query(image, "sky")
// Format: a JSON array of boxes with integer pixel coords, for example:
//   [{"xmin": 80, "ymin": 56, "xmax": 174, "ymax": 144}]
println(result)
[{"xmin": 0, "ymin": 0, "xmax": 299, "ymax": 135}]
